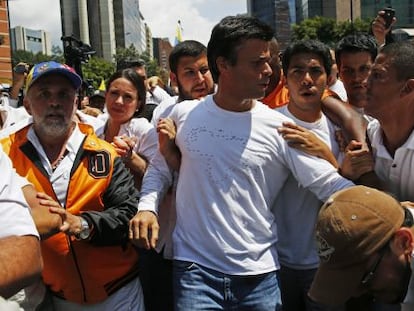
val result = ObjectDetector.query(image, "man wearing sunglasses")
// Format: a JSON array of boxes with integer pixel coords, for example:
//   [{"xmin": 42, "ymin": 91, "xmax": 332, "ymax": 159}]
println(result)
[{"xmin": 309, "ymin": 185, "xmax": 414, "ymax": 310}]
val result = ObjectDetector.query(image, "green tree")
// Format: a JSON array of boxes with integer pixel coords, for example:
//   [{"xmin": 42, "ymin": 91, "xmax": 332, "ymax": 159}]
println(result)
[
  {"xmin": 11, "ymin": 49, "xmax": 64, "ymax": 67},
  {"xmin": 292, "ymin": 16, "xmax": 372, "ymax": 47},
  {"xmin": 82, "ymin": 56, "xmax": 115, "ymax": 90},
  {"xmin": 141, "ymin": 52, "xmax": 161, "ymax": 78},
  {"xmin": 51, "ymin": 45, "xmax": 65, "ymax": 62}
]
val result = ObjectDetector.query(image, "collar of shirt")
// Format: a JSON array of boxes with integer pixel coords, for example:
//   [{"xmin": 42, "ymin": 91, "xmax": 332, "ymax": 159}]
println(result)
[{"xmin": 27, "ymin": 123, "xmax": 86, "ymax": 176}]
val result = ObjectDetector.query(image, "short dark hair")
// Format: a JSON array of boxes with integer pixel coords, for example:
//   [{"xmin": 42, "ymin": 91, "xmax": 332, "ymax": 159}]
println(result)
[
  {"xmin": 207, "ymin": 15, "xmax": 274, "ymax": 83},
  {"xmin": 168, "ymin": 40, "xmax": 207, "ymax": 74},
  {"xmin": 105, "ymin": 68, "xmax": 147, "ymax": 116},
  {"xmin": 335, "ymin": 33, "xmax": 378, "ymax": 69},
  {"xmin": 380, "ymin": 40, "xmax": 414, "ymax": 81},
  {"xmin": 282, "ymin": 39, "xmax": 332, "ymax": 77},
  {"xmin": 117, "ymin": 58, "xmax": 146, "ymax": 71}
]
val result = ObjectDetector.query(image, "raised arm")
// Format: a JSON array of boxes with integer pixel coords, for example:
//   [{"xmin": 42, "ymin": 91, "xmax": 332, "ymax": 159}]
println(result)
[{"xmin": 322, "ymin": 96, "xmax": 368, "ymax": 146}]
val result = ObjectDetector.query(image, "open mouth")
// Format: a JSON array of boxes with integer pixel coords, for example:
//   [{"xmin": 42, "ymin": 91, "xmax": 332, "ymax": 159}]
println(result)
[
  {"xmin": 300, "ymin": 91, "xmax": 315, "ymax": 97},
  {"xmin": 193, "ymin": 88, "xmax": 206, "ymax": 94}
]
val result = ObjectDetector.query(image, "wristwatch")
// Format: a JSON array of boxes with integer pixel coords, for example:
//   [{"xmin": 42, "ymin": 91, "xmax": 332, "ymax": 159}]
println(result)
[{"xmin": 75, "ymin": 217, "xmax": 91, "ymax": 240}]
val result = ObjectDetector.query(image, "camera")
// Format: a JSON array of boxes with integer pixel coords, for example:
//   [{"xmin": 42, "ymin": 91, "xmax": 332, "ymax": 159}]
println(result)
[
  {"xmin": 13, "ymin": 64, "xmax": 29, "ymax": 74},
  {"xmin": 61, "ymin": 35, "xmax": 95, "ymax": 78},
  {"xmin": 382, "ymin": 7, "xmax": 395, "ymax": 29}
]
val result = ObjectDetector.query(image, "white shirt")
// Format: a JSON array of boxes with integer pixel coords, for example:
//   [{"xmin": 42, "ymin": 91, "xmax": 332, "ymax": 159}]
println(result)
[
  {"xmin": 76, "ymin": 110, "xmax": 105, "ymax": 131},
  {"xmin": 27, "ymin": 124, "xmax": 85, "ymax": 207},
  {"xmin": 0, "ymin": 145, "xmax": 38, "ymax": 238},
  {"xmin": 146, "ymin": 86, "xmax": 171, "ymax": 106},
  {"xmin": 139, "ymin": 95, "xmax": 353, "ymax": 275},
  {"xmin": 329, "ymin": 79, "xmax": 348, "ymax": 102},
  {"xmin": 150, "ymin": 96, "xmax": 179, "ymax": 126},
  {"xmin": 96, "ymin": 117, "xmax": 157, "ymax": 162},
  {"xmin": 148, "ymin": 95, "xmax": 180, "ymax": 258},
  {"xmin": 0, "ymin": 96, "xmax": 29, "ymax": 130},
  {"xmin": 274, "ymin": 105, "xmax": 343, "ymax": 269},
  {"xmin": 368, "ymin": 119, "xmax": 414, "ymax": 201}
]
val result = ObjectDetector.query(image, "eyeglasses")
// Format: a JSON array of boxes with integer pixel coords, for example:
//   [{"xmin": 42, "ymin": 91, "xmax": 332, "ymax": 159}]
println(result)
[
  {"xmin": 360, "ymin": 206, "xmax": 413, "ymax": 286},
  {"xmin": 360, "ymin": 245, "xmax": 387, "ymax": 285}
]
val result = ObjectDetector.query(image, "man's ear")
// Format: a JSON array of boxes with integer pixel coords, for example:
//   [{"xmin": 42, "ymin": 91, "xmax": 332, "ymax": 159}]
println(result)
[
  {"xmin": 390, "ymin": 227, "xmax": 414, "ymax": 256},
  {"xmin": 400, "ymin": 79, "xmax": 414, "ymax": 97},
  {"xmin": 170, "ymin": 72, "xmax": 177, "ymax": 87},
  {"xmin": 73, "ymin": 96, "xmax": 79, "ymax": 114},
  {"xmin": 327, "ymin": 73, "xmax": 335, "ymax": 87},
  {"xmin": 23, "ymin": 97, "xmax": 32, "ymax": 116},
  {"xmin": 216, "ymin": 56, "xmax": 229, "ymax": 76}
]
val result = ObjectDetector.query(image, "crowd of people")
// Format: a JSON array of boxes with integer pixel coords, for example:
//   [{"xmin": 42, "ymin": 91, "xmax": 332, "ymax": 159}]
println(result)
[{"xmin": 0, "ymin": 8, "xmax": 413, "ymax": 311}]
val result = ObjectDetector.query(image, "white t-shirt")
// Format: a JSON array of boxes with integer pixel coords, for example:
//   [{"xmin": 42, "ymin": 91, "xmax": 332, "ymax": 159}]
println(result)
[
  {"xmin": 150, "ymin": 96, "xmax": 179, "ymax": 126},
  {"xmin": 329, "ymin": 79, "xmax": 348, "ymax": 102},
  {"xmin": 274, "ymin": 105, "xmax": 343, "ymax": 269},
  {"xmin": 146, "ymin": 86, "xmax": 171, "ymax": 106},
  {"xmin": 0, "ymin": 146, "xmax": 38, "ymax": 238},
  {"xmin": 0, "ymin": 97, "xmax": 29, "ymax": 130},
  {"xmin": 139, "ymin": 95, "xmax": 353, "ymax": 275}
]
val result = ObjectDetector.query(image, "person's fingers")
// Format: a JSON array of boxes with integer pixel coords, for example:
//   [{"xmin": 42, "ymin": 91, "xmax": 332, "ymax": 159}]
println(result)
[{"xmin": 149, "ymin": 223, "xmax": 159, "ymax": 249}]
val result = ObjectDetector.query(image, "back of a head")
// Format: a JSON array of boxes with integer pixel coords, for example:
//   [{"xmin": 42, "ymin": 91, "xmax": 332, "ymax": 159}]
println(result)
[
  {"xmin": 309, "ymin": 185, "xmax": 407, "ymax": 305},
  {"xmin": 117, "ymin": 58, "xmax": 146, "ymax": 71},
  {"xmin": 169, "ymin": 40, "xmax": 207, "ymax": 74},
  {"xmin": 380, "ymin": 40, "xmax": 414, "ymax": 81},
  {"xmin": 207, "ymin": 15, "xmax": 274, "ymax": 83},
  {"xmin": 282, "ymin": 39, "xmax": 332, "ymax": 77},
  {"xmin": 335, "ymin": 33, "xmax": 378, "ymax": 69}
]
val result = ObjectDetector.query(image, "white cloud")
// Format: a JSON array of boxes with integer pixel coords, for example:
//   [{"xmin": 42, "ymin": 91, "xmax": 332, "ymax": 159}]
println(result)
[
  {"xmin": 8, "ymin": 0, "xmax": 62, "ymax": 47},
  {"xmin": 140, "ymin": 0, "xmax": 246, "ymax": 46},
  {"xmin": 8, "ymin": 0, "xmax": 246, "ymax": 48}
]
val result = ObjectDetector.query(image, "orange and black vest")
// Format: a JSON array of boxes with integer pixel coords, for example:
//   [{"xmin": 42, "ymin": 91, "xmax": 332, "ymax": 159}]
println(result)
[{"xmin": 1, "ymin": 124, "xmax": 139, "ymax": 304}]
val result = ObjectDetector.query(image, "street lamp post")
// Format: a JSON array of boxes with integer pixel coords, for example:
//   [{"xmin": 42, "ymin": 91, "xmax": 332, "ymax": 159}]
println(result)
[{"xmin": 350, "ymin": 0, "xmax": 354, "ymax": 23}]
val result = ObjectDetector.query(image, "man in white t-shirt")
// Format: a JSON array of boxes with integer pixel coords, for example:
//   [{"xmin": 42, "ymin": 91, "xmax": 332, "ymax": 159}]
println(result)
[
  {"xmin": 130, "ymin": 40, "xmax": 214, "ymax": 311},
  {"xmin": 0, "ymin": 146, "xmax": 41, "ymax": 299},
  {"xmin": 275, "ymin": 39, "xmax": 344, "ymax": 311},
  {"xmin": 130, "ymin": 15, "xmax": 353, "ymax": 310}
]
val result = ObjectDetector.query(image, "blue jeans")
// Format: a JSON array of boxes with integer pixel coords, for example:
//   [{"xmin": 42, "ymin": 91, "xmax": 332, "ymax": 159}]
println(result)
[{"xmin": 173, "ymin": 260, "xmax": 282, "ymax": 311}]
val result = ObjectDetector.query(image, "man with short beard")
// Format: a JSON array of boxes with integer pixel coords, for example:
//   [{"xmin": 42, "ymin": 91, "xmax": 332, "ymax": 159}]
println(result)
[
  {"xmin": 132, "ymin": 39, "xmax": 214, "ymax": 311},
  {"xmin": 0, "ymin": 61, "xmax": 144, "ymax": 311}
]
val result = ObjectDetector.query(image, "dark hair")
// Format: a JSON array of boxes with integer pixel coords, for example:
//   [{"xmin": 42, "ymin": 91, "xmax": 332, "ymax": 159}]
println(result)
[
  {"xmin": 207, "ymin": 15, "xmax": 274, "ymax": 83},
  {"xmin": 282, "ymin": 39, "xmax": 332, "ymax": 77},
  {"xmin": 116, "ymin": 58, "xmax": 146, "ymax": 71},
  {"xmin": 105, "ymin": 68, "xmax": 147, "ymax": 116},
  {"xmin": 380, "ymin": 40, "xmax": 414, "ymax": 81},
  {"xmin": 169, "ymin": 40, "xmax": 207, "ymax": 74},
  {"xmin": 335, "ymin": 33, "xmax": 378, "ymax": 69}
]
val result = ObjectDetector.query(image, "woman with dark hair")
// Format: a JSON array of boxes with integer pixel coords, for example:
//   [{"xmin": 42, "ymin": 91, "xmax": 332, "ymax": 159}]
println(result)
[{"xmin": 98, "ymin": 68, "xmax": 157, "ymax": 189}]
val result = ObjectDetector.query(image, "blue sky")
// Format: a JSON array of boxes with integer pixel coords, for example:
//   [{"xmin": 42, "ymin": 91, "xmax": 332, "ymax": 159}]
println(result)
[{"xmin": 8, "ymin": 0, "xmax": 247, "ymax": 48}]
